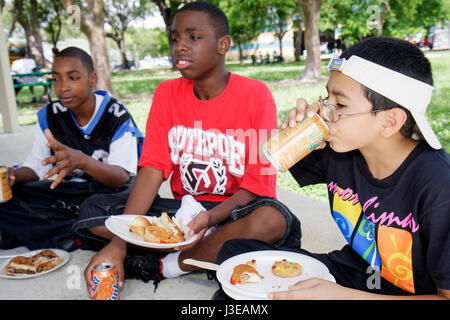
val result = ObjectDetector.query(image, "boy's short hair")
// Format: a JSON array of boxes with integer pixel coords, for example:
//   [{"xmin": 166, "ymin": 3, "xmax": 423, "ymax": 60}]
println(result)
[
  {"xmin": 340, "ymin": 37, "xmax": 433, "ymax": 138},
  {"xmin": 177, "ymin": 1, "xmax": 229, "ymax": 38},
  {"xmin": 55, "ymin": 47, "xmax": 94, "ymax": 74},
  {"xmin": 18, "ymin": 48, "xmax": 28, "ymax": 58}
]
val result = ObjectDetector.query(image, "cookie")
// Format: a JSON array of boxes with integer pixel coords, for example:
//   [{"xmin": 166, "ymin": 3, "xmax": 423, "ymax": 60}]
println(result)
[{"xmin": 271, "ymin": 259, "xmax": 302, "ymax": 278}]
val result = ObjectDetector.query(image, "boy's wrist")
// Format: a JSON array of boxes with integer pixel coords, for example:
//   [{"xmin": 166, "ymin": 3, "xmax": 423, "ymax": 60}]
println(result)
[
  {"xmin": 78, "ymin": 151, "xmax": 90, "ymax": 171},
  {"xmin": 206, "ymin": 208, "xmax": 221, "ymax": 227},
  {"xmin": 111, "ymin": 236, "xmax": 127, "ymax": 251},
  {"xmin": 203, "ymin": 210, "xmax": 212, "ymax": 228}
]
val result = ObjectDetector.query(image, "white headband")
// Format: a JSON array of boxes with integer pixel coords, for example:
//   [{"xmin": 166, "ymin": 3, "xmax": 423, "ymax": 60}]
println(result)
[{"xmin": 328, "ymin": 56, "xmax": 441, "ymax": 149}]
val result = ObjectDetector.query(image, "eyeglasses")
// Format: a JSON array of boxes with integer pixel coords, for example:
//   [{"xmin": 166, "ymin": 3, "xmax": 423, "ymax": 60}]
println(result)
[{"xmin": 318, "ymin": 96, "xmax": 384, "ymax": 122}]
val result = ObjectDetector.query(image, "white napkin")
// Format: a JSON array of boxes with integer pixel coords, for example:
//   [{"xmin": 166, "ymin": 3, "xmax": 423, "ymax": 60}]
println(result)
[{"xmin": 174, "ymin": 195, "xmax": 215, "ymax": 237}]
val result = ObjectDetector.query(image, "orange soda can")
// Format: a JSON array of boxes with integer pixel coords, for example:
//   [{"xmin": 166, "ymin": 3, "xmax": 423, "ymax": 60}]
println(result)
[
  {"xmin": 92, "ymin": 262, "xmax": 120, "ymax": 300},
  {"xmin": 0, "ymin": 166, "xmax": 13, "ymax": 203},
  {"xmin": 262, "ymin": 114, "xmax": 329, "ymax": 172}
]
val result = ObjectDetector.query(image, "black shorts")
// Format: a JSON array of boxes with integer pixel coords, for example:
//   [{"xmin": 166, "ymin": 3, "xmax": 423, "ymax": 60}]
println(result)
[
  {"xmin": 0, "ymin": 180, "xmax": 129, "ymax": 250},
  {"xmin": 72, "ymin": 192, "xmax": 302, "ymax": 251}
]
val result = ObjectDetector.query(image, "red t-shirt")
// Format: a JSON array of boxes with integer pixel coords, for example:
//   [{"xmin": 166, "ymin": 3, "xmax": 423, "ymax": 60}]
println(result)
[{"xmin": 139, "ymin": 73, "xmax": 277, "ymax": 202}]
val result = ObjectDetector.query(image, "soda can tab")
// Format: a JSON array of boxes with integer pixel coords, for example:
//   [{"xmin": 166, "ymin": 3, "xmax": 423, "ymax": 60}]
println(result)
[
  {"xmin": 0, "ymin": 166, "xmax": 13, "ymax": 203},
  {"xmin": 92, "ymin": 262, "xmax": 120, "ymax": 300},
  {"xmin": 262, "ymin": 114, "xmax": 329, "ymax": 172}
]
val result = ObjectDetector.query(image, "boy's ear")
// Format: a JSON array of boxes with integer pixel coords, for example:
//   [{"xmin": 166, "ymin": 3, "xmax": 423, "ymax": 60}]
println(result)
[
  {"xmin": 89, "ymin": 72, "xmax": 98, "ymax": 89},
  {"xmin": 380, "ymin": 108, "xmax": 408, "ymax": 138},
  {"xmin": 218, "ymin": 35, "xmax": 231, "ymax": 56}
]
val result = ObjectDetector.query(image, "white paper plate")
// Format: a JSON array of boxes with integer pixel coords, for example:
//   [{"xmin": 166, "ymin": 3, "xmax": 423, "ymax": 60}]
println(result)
[
  {"xmin": 105, "ymin": 215, "xmax": 198, "ymax": 249},
  {"xmin": 217, "ymin": 250, "xmax": 335, "ymax": 300},
  {"xmin": 223, "ymin": 285, "xmax": 256, "ymax": 300},
  {"xmin": 0, "ymin": 249, "xmax": 70, "ymax": 279}
]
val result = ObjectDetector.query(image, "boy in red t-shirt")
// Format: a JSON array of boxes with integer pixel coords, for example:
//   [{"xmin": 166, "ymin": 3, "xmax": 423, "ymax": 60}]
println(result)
[{"xmin": 80, "ymin": 2, "xmax": 301, "ymax": 296}]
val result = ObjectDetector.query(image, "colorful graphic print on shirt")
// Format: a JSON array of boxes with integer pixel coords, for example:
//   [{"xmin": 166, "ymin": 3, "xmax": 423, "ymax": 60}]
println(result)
[
  {"xmin": 328, "ymin": 181, "xmax": 417, "ymax": 293},
  {"xmin": 168, "ymin": 125, "xmax": 245, "ymax": 195}
]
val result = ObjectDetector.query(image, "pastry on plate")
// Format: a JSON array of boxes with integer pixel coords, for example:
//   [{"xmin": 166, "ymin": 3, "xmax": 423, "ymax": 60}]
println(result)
[
  {"xmin": 4, "ymin": 249, "xmax": 63, "ymax": 276},
  {"xmin": 230, "ymin": 259, "xmax": 263, "ymax": 286}
]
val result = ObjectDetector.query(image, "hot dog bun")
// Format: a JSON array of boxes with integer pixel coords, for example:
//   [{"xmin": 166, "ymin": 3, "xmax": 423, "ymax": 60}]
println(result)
[
  {"xmin": 159, "ymin": 212, "xmax": 185, "ymax": 243},
  {"xmin": 129, "ymin": 216, "xmax": 151, "ymax": 237},
  {"xmin": 144, "ymin": 225, "xmax": 173, "ymax": 243},
  {"xmin": 129, "ymin": 212, "xmax": 186, "ymax": 244}
]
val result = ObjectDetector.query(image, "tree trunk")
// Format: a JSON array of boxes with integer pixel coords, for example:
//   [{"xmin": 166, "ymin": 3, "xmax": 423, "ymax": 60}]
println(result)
[
  {"xmin": 107, "ymin": 31, "xmax": 130, "ymax": 70},
  {"xmin": 154, "ymin": 0, "xmax": 179, "ymax": 70},
  {"xmin": 379, "ymin": 0, "xmax": 391, "ymax": 36},
  {"xmin": 298, "ymin": 0, "xmax": 323, "ymax": 80},
  {"xmin": 88, "ymin": 27, "xmax": 112, "ymax": 91},
  {"xmin": 11, "ymin": 0, "xmax": 48, "ymax": 68},
  {"xmin": 48, "ymin": 0, "xmax": 63, "ymax": 49},
  {"xmin": 294, "ymin": 29, "xmax": 303, "ymax": 62},
  {"xmin": 118, "ymin": 36, "xmax": 130, "ymax": 70},
  {"xmin": 238, "ymin": 43, "xmax": 244, "ymax": 65},
  {"xmin": 62, "ymin": 0, "xmax": 113, "ymax": 93},
  {"xmin": 278, "ymin": 37, "xmax": 283, "ymax": 57},
  {"xmin": 29, "ymin": 0, "xmax": 48, "ymax": 68},
  {"xmin": 276, "ymin": 27, "xmax": 287, "ymax": 58}
]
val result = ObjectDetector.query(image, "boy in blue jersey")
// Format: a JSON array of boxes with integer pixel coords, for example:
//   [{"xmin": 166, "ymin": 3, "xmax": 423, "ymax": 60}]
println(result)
[{"xmin": 0, "ymin": 47, "xmax": 143, "ymax": 250}]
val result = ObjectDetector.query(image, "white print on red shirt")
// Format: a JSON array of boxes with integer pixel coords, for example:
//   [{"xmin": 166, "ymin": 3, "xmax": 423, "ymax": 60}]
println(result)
[{"xmin": 168, "ymin": 124, "xmax": 246, "ymax": 195}]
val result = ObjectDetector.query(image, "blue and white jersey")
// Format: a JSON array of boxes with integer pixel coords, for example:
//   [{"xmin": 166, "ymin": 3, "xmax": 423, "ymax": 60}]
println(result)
[{"xmin": 23, "ymin": 91, "xmax": 143, "ymax": 182}]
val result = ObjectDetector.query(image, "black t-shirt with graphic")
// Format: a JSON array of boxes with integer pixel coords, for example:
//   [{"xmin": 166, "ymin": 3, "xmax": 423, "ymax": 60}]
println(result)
[{"xmin": 289, "ymin": 142, "xmax": 450, "ymax": 294}]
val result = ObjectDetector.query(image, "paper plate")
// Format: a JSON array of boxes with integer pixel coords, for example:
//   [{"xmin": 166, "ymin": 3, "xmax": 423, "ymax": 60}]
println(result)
[
  {"xmin": 0, "ymin": 249, "xmax": 70, "ymax": 279},
  {"xmin": 105, "ymin": 215, "xmax": 198, "ymax": 249},
  {"xmin": 217, "ymin": 250, "xmax": 335, "ymax": 300}
]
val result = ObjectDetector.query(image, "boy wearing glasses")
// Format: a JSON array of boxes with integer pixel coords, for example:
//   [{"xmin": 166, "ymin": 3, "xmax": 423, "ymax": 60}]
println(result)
[{"xmin": 217, "ymin": 37, "xmax": 450, "ymax": 299}]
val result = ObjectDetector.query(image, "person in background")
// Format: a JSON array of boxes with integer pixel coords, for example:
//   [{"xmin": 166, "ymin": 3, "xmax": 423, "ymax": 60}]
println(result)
[{"xmin": 11, "ymin": 48, "xmax": 50, "ymax": 103}]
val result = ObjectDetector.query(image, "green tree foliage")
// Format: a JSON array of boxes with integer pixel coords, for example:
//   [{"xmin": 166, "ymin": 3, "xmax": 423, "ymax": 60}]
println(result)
[
  {"xmin": 265, "ymin": 0, "xmax": 297, "ymax": 57},
  {"xmin": 383, "ymin": 0, "xmax": 450, "ymax": 38},
  {"xmin": 219, "ymin": 0, "xmax": 267, "ymax": 63},
  {"xmin": 104, "ymin": 0, "xmax": 152, "ymax": 69},
  {"xmin": 126, "ymin": 26, "xmax": 169, "ymax": 59},
  {"xmin": 320, "ymin": 0, "xmax": 450, "ymax": 45}
]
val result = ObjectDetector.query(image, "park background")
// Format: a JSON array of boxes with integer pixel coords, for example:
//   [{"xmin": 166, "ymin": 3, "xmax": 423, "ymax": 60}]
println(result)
[{"xmin": 1, "ymin": 0, "xmax": 449, "ymax": 201}]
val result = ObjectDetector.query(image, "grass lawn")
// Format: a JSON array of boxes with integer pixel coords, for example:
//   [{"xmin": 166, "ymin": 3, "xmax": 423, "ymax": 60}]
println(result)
[{"xmin": 5, "ymin": 51, "xmax": 449, "ymax": 201}]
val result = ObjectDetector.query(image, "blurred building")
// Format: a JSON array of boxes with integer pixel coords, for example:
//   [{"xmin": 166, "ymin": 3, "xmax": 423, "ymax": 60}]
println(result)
[{"xmin": 227, "ymin": 20, "xmax": 297, "ymax": 61}]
